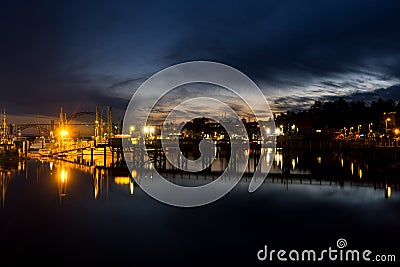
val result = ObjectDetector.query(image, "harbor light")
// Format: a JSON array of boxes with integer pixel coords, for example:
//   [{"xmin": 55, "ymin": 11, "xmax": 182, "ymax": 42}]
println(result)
[
  {"xmin": 144, "ymin": 126, "xmax": 155, "ymax": 135},
  {"xmin": 61, "ymin": 169, "xmax": 68, "ymax": 183},
  {"xmin": 61, "ymin": 130, "xmax": 68, "ymax": 137},
  {"xmin": 386, "ymin": 118, "xmax": 391, "ymax": 133}
]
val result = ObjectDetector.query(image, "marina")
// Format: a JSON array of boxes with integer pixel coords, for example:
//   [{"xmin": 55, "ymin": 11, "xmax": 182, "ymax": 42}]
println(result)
[{"xmin": 2, "ymin": 1, "xmax": 400, "ymax": 265}]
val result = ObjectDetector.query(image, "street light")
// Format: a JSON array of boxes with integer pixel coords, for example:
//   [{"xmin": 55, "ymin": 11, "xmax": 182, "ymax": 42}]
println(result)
[
  {"xmin": 386, "ymin": 118, "xmax": 391, "ymax": 133},
  {"xmin": 143, "ymin": 126, "xmax": 155, "ymax": 137},
  {"xmin": 60, "ymin": 130, "xmax": 68, "ymax": 149},
  {"xmin": 61, "ymin": 130, "xmax": 68, "ymax": 137}
]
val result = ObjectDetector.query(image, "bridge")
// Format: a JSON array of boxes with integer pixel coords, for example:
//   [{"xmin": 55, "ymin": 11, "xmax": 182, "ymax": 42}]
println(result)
[
  {"xmin": 2, "ymin": 106, "xmax": 124, "ymax": 167},
  {"xmin": 11, "ymin": 107, "xmax": 116, "ymax": 138},
  {"xmin": 15, "ymin": 123, "xmax": 53, "ymax": 136}
]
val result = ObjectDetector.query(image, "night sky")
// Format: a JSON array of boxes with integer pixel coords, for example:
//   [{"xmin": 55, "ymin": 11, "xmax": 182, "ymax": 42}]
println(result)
[{"xmin": 1, "ymin": 0, "xmax": 400, "ymax": 123}]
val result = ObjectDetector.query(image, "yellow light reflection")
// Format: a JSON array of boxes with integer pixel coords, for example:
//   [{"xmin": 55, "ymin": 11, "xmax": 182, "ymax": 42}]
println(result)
[
  {"xmin": 130, "ymin": 181, "xmax": 134, "ymax": 195},
  {"xmin": 94, "ymin": 178, "xmax": 99, "ymax": 199},
  {"xmin": 57, "ymin": 167, "xmax": 69, "ymax": 203},
  {"xmin": 114, "ymin": 176, "xmax": 130, "ymax": 185},
  {"xmin": 388, "ymin": 187, "xmax": 392, "ymax": 198},
  {"xmin": 266, "ymin": 152, "xmax": 271, "ymax": 163},
  {"xmin": 359, "ymin": 168, "xmax": 362, "ymax": 179},
  {"xmin": 351, "ymin": 163, "xmax": 354, "ymax": 175},
  {"xmin": 341, "ymin": 158, "xmax": 344, "ymax": 167},
  {"xmin": 61, "ymin": 169, "xmax": 68, "ymax": 183},
  {"xmin": 291, "ymin": 158, "xmax": 296, "ymax": 170}
]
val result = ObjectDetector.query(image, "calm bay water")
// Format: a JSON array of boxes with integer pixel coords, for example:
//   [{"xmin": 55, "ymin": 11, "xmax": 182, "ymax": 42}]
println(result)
[{"xmin": 0, "ymin": 151, "xmax": 399, "ymax": 266}]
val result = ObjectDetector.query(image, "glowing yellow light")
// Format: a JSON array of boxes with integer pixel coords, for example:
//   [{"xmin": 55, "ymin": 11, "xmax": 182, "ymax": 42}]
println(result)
[
  {"xmin": 351, "ymin": 163, "xmax": 354, "ymax": 175},
  {"xmin": 394, "ymin": 129, "xmax": 399, "ymax": 135},
  {"xmin": 317, "ymin": 156, "xmax": 322, "ymax": 164},
  {"xmin": 359, "ymin": 168, "xmax": 362, "ymax": 179},
  {"xmin": 61, "ymin": 130, "xmax": 68, "ymax": 137},
  {"xmin": 60, "ymin": 169, "xmax": 68, "ymax": 183},
  {"xmin": 341, "ymin": 158, "xmax": 344, "ymax": 167},
  {"xmin": 131, "ymin": 170, "xmax": 137, "ymax": 178},
  {"xmin": 143, "ymin": 126, "xmax": 149, "ymax": 133},
  {"xmin": 130, "ymin": 182, "xmax": 134, "ymax": 195},
  {"xmin": 114, "ymin": 176, "xmax": 130, "ymax": 185},
  {"xmin": 388, "ymin": 187, "xmax": 392, "ymax": 198},
  {"xmin": 130, "ymin": 126, "xmax": 135, "ymax": 132}
]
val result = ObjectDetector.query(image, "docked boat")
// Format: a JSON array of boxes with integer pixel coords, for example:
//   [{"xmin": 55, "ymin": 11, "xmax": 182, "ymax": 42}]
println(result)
[
  {"xmin": 0, "ymin": 143, "xmax": 19, "ymax": 161},
  {"xmin": 1, "ymin": 109, "xmax": 20, "ymax": 160}
]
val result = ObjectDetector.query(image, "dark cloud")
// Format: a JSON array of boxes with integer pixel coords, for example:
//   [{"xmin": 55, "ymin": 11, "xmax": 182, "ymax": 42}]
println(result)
[
  {"xmin": 272, "ymin": 83, "xmax": 400, "ymax": 113},
  {"xmin": 1, "ymin": 0, "xmax": 400, "ymax": 120},
  {"xmin": 347, "ymin": 84, "xmax": 400, "ymax": 103},
  {"xmin": 165, "ymin": 0, "xmax": 400, "ymax": 90},
  {"xmin": 107, "ymin": 77, "xmax": 146, "ymax": 91}
]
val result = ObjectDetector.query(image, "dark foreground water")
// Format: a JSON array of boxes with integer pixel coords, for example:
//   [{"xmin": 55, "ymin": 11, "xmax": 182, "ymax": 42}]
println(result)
[{"xmin": 0, "ymin": 153, "xmax": 399, "ymax": 266}]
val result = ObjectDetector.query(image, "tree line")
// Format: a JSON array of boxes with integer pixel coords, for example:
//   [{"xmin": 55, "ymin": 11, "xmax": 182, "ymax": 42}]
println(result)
[{"xmin": 274, "ymin": 97, "xmax": 400, "ymax": 134}]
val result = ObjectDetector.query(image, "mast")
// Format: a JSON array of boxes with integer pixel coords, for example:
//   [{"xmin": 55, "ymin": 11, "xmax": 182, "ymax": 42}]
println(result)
[
  {"xmin": 95, "ymin": 106, "xmax": 99, "ymax": 140},
  {"xmin": 108, "ymin": 106, "xmax": 113, "ymax": 138},
  {"xmin": 2, "ymin": 109, "xmax": 8, "ymax": 142},
  {"xmin": 1, "ymin": 109, "xmax": 3, "ymax": 141},
  {"xmin": 59, "ymin": 107, "xmax": 64, "ymax": 128}
]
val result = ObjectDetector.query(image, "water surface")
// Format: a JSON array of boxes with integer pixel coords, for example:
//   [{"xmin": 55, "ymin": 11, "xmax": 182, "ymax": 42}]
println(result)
[{"xmin": 0, "ymin": 152, "xmax": 398, "ymax": 266}]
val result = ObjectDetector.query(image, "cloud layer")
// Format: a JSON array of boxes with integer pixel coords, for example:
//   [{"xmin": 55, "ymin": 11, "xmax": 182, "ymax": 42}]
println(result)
[{"xmin": 1, "ymin": 0, "xmax": 400, "ymax": 122}]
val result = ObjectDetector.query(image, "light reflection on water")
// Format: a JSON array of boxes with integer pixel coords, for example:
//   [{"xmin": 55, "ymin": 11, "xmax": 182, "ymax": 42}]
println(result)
[
  {"xmin": 0, "ymin": 147, "xmax": 398, "ymax": 208},
  {"xmin": 0, "ymin": 153, "xmax": 399, "ymax": 266}
]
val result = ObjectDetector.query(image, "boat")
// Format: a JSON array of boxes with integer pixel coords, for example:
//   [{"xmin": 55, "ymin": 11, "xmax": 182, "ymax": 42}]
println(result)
[
  {"xmin": 0, "ymin": 109, "xmax": 20, "ymax": 159},
  {"xmin": 38, "ymin": 148, "xmax": 52, "ymax": 157}
]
